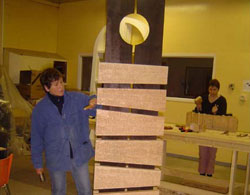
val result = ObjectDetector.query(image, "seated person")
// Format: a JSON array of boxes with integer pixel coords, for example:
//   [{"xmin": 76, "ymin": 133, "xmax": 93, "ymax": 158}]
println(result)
[{"xmin": 194, "ymin": 79, "xmax": 227, "ymax": 177}]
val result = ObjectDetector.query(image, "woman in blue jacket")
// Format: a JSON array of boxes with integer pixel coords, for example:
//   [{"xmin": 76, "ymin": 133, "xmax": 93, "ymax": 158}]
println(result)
[{"xmin": 31, "ymin": 68, "xmax": 97, "ymax": 195}]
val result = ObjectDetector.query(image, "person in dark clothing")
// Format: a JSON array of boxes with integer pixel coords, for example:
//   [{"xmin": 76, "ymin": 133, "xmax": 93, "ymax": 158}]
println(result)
[
  {"xmin": 194, "ymin": 79, "xmax": 227, "ymax": 177},
  {"xmin": 31, "ymin": 68, "xmax": 96, "ymax": 195}
]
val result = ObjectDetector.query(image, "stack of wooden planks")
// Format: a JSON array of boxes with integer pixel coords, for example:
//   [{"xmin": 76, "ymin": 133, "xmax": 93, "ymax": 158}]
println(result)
[{"xmin": 93, "ymin": 62, "xmax": 168, "ymax": 195}]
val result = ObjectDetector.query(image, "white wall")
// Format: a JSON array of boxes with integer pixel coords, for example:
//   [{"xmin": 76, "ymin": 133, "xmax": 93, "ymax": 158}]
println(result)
[{"xmin": 8, "ymin": 51, "xmax": 66, "ymax": 84}]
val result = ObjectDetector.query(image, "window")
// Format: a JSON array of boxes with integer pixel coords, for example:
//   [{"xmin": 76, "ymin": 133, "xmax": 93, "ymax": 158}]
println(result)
[
  {"xmin": 54, "ymin": 61, "xmax": 67, "ymax": 82},
  {"xmin": 162, "ymin": 57, "xmax": 214, "ymax": 98}
]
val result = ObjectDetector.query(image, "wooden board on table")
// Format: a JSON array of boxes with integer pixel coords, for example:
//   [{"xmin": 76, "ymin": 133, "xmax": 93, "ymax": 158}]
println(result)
[
  {"xmin": 204, "ymin": 114, "xmax": 214, "ymax": 129},
  {"xmin": 186, "ymin": 112, "xmax": 238, "ymax": 132},
  {"xmin": 98, "ymin": 62, "xmax": 168, "ymax": 85},
  {"xmin": 228, "ymin": 117, "xmax": 238, "ymax": 132},
  {"xmin": 212, "ymin": 115, "xmax": 228, "ymax": 131},
  {"xmin": 97, "ymin": 88, "xmax": 166, "ymax": 112},
  {"xmin": 95, "ymin": 140, "xmax": 163, "ymax": 166},
  {"xmin": 94, "ymin": 165, "xmax": 161, "ymax": 189},
  {"xmin": 96, "ymin": 110, "xmax": 164, "ymax": 136},
  {"xmin": 93, "ymin": 190, "xmax": 160, "ymax": 195}
]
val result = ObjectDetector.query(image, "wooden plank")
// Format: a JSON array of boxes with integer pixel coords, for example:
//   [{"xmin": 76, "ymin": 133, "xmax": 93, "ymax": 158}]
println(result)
[
  {"xmin": 186, "ymin": 112, "xmax": 238, "ymax": 132},
  {"xmin": 96, "ymin": 110, "xmax": 164, "ymax": 136},
  {"xmin": 98, "ymin": 62, "xmax": 168, "ymax": 85},
  {"xmin": 97, "ymin": 88, "xmax": 166, "ymax": 111},
  {"xmin": 162, "ymin": 167, "xmax": 228, "ymax": 194},
  {"xmin": 160, "ymin": 181, "xmax": 224, "ymax": 195},
  {"xmin": 106, "ymin": 0, "xmax": 133, "ymax": 63},
  {"xmin": 94, "ymin": 166, "xmax": 161, "ymax": 189},
  {"xmin": 228, "ymin": 117, "xmax": 238, "ymax": 132},
  {"xmin": 95, "ymin": 140, "xmax": 163, "ymax": 166},
  {"xmin": 0, "ymin": 0, "xmax": 3, "ymax": 65},
  {"xmin": 93, "ymin": 190, "xmax": 159, "ymax": 195},
  {"xmin": 164, "ymin": 129, "xmax": 250, "ymax": 153}
]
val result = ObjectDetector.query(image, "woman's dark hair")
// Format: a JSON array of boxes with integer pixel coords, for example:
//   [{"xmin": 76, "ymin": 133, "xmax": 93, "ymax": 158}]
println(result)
[
  {"xmin": 40, "ymin": 68, "xmax": 63, "ymax": 91},
  {"xmin": 209, "ymin": 79, "xmax": 220, "ymax": 89}
]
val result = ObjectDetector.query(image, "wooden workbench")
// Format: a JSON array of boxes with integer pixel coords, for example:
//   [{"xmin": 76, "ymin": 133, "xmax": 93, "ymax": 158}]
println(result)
[{"xmin": 164, "ymin": 126, "xmax": 250, "ymax": 195}]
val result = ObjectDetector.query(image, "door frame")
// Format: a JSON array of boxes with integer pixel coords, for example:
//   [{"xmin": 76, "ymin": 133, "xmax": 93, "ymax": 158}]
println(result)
[{"xmin": 77, "ymin": 53, "xmax": 92, "ymax": 90}]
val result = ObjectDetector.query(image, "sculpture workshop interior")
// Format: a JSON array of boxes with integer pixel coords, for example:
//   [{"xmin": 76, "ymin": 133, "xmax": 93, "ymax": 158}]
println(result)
[{"xmin": 0, "ymin": 0, "xmax": 250, "ymax": 194}]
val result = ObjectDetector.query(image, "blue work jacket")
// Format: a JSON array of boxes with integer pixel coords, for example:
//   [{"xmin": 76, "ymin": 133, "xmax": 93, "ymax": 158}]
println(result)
[{"xmin": 31, "ymin": 91, "xmax": 96, "ymax": 171}]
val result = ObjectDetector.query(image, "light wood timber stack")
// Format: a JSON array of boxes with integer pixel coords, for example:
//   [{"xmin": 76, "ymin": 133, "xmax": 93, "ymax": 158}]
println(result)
[
  {"xmin": 186, "ymin": 111, "xmax": 238, "ymax": 132},
  {"xmin": 93, "ymin": 62, "xmax": 168, "ymax": 194}
]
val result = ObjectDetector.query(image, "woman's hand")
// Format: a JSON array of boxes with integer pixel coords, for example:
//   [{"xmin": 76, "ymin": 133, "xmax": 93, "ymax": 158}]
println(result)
[
  {"xmin": 36, "ymin": 168, "xmax": 44, "ymax": 175},
  {"xmin": 194, "ymin": 96, "xmax": 202, "ymax": 111},
  {"xmin": 196, "ymin": 104, "xmax": 202, "ymax": 111},
  {"xmin": 84, "ymin": 98, "xmax": 97, "ymax": 110},
  {"xmin": 212, "ymin": 104, "xmax": 218, "ymax": 114}
]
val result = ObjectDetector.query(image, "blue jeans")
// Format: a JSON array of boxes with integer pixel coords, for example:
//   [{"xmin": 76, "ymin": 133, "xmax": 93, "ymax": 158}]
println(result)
[{"xmin": 49, "ymin": 161, "xmax": 92, "ymax": 195}]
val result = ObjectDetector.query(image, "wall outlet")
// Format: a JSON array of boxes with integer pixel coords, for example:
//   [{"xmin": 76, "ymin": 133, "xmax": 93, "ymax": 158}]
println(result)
[
  {"xmin": 243, "ymin": 80, "xmax": 250, "ymax": 92},
  {"xmin": 239, "ymin": 94, "xmax": 247, "ymax": 102}
]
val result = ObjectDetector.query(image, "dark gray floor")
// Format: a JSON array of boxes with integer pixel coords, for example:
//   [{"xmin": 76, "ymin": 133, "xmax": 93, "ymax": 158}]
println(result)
[
  {"xmin": 4, "ymin": 155, "xmax": 94, "ymax": 195},
  {"xmin": 2, "ymin": 154, "xmax": 248, "ymax": 195}
]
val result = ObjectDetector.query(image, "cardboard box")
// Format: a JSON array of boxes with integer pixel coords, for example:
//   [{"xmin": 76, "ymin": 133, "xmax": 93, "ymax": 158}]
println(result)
[
  {"xmin": 17, "ymin": 84, "xmax": 45, "ymax": 100},
  {"xmin": 17, "ymin": 70, "xmax": 45, "ymax": 99},
  {"xmin": 20, "ymin": 70, "xmax": 41, "ymax": 85}
]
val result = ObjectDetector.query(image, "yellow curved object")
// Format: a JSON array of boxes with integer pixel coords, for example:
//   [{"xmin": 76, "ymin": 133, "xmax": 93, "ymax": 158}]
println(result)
[{"xmin": 120, "ymin": 13, "xmax": 150, "ymax": 46}]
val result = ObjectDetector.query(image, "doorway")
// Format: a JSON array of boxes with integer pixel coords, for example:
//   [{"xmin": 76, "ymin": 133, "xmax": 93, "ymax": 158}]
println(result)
[{"xmin": 81, "ymin": 56, "xmax": 93, "ymax": 92}]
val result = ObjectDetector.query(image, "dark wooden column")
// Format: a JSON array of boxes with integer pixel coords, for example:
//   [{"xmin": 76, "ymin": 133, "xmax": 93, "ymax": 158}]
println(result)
[
  {"xmin": 104, "ymin": 0, "xmax": 134, "ymax": 112},
  {"xmin": 133, "ymin": 0, "xmax": 165, "ymax": 116},
  {"xmin": 105, "ymin": 0, "xmax": 165, "ymax": 115},
  {"xmin": 105, "ymin": 0, "xmax": 134, "ymax": 63},
  {"xmin": 135, "ymin": 0, "xmax": 165, "ymax": 65}
]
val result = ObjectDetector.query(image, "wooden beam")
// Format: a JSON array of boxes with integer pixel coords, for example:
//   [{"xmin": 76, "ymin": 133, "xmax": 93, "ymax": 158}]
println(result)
[
  {"xmin": 94, "ymin": 165, "xmax": 161, "ymax": 189},
  {"xmin": 105, "ymin": 0, "xmax": 133, "ymax": 63},
  {"xmin": 162, "ymin": 167, "xmax": 228, "ymax": 194},
  {"xmin": 95, "ymin": 140, "xmax": 163, "ymax": 166},
  {"xmin": 135, "ymin": 0, "xmax": 165, "ymax": 65},
  {"xmin": 186, "ymin": 112, "xmax": 238, "ymax": 132},
  {"xmin": 96, "ymin": 110, "xmax": 164, "ymax": 136},
  {"xmin": 98, "ymin": 62, "xmax": 168, "ymax": 85},
  {"xmin": 97, "ymin": 88, "xmax": 166, "ymax": 112},
  {"xmin": 160, "ymin": 181, "xmax": 224, "ymax": 195},
  {"xmin": 30, "ymin": 0, "xmax": 59, "ymax": 7},
  {"xmin": 93, "ymin": 190, "xmax": 159, "ymax": 195},
  {"xmin": 0, "ymin": 0, "xmax": 3, "ymax": 65}
]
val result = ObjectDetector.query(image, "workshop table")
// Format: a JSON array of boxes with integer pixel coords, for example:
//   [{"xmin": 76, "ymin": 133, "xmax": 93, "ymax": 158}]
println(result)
[{"xmin": 164, "ymin": 127, "xmax": 250, "ymax": 195}]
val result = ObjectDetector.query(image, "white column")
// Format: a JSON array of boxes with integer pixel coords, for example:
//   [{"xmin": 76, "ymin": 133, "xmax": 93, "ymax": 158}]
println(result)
[
  {"xmin": 228, "ymin": 150, "xmax": 238, "ymax": 195},
  {"xmin": 244, "ymin": 153, "xmax": 250, "ymax": 195}
]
